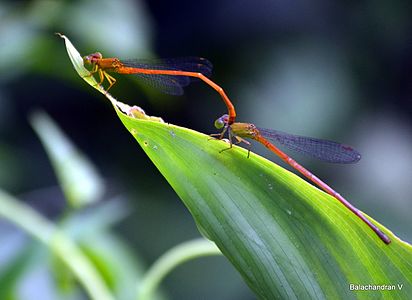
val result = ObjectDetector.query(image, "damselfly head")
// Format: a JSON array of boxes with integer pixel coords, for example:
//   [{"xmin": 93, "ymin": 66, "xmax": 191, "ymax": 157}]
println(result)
[
  {"xmin": 214, "ymin": 114, "xmax": 229, "ymax": 129},
  {"xmin": 83, "ymin": 52, "xmax": 103, "ymax": 65}
]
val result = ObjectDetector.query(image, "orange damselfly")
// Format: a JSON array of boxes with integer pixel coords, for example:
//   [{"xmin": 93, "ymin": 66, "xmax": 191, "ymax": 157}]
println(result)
[
  {"xmin": 83, "ymin": 52, "xmax": 236, "ymax": 124},
  {"xmin": 214, "ymin": 114, "xmax": 391, "ymax": 244}
]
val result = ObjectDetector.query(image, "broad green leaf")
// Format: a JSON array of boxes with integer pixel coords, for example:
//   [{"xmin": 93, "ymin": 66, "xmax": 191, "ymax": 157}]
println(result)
[
  {"xmin": 59, "ymin": 34, "xmax": 412, "ymax": 299},
  {"xmin": 116, "ymin": 112, "xmax": 412, "ymax": 299}
]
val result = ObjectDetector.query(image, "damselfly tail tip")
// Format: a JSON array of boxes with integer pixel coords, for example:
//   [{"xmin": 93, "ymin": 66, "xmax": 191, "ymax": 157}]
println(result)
[{"xmin": 380, "ymin": 233, "xmax": 391, "ymax": 245}]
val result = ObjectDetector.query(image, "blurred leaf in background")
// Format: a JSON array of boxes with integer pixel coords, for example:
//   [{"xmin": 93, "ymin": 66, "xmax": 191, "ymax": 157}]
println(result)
[
  {"xmin": 30, "ymin": 110, "xmax": 104, "ymax": 208},
  {"xmin": 1, "ymin": 110, "xmax": 160, "ymax": 300}
]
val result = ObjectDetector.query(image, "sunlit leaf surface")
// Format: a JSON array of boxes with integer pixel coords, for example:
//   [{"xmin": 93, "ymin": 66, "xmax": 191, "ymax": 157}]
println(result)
[{"xmin": 117, "ymin": 111, "xmax": 412, "ymax": 299}]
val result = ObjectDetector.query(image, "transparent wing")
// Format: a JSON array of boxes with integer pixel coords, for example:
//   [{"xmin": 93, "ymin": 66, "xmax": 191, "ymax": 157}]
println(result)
[
  {"xmin": 121, "ymin": 57, "xmax": 212, "ymax": 95},
  {"xmin": 258, "ymin": 127, "xmax": 361, "ymax": 163}
]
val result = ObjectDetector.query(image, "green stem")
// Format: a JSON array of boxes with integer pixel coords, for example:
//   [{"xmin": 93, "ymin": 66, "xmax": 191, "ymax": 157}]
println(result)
[
  {"xmin": 0, "ymin": 190, "xmax": 114, "ymax": 300},
  {"xmin": 136, "ymin": 238, "xmax": 222, "ymax": 300}
]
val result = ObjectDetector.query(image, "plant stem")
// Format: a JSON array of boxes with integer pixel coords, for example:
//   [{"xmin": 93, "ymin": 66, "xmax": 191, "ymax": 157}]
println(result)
[
  {"xmin": 0, "ymin": 190, "xmax": 114, "ymax": 300},
  {"xmin": 136, "ymin": 238, "xmax": 222, "ymax": 300}
]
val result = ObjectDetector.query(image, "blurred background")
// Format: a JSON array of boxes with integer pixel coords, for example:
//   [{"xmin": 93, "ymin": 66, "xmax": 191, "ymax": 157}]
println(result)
[{"xmin": 0, "ymin": 0, "xmax": 411, "ymax": 299}]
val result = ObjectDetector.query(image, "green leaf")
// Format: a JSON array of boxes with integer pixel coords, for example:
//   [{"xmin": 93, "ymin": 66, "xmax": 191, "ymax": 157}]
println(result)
[
  {"xmin": 59, "ymin": 33, "xmax": 412, "ymax": 299},
  {"xmin": 0, "ymin": 189, "xmax": 114, "ymax": 300},
  {"xmin": 137, "ymin": 238, "xmax": 221, "ymax": 300},
  {"xmin": 116, "ymin": 111, "xmax": 412, "ymax": 299},
  {"xmin": 59, "ymin": 200, "xmax": 167, "ymax": 300},
  {"xmin": 0, "ymin": 244, "xmax": 35, "ymax": 300},
  {"xmin": 30, "ymin": 110, "xmax": 104, "ymax": 208}
]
